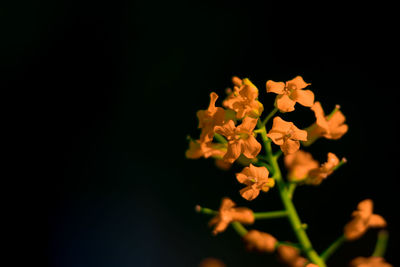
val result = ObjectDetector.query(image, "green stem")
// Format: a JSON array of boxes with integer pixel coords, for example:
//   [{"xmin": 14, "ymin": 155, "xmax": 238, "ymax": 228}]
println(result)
[
  {"xmin": 231, "ymin": 222, "xmax": 248, "ymax": 237},
  {"xmin": 195, "ymin": 205, "xmax": 217, "ymax": 215},
  {"xmin": 276, "ymin": 241, "xmax": 302, "ymax": 250},
  {"xmin": 214, "ymin": 133, "xmax": 227, "ymax": 144},
  {"xmin": 320, "ymin": 235, "xmax": 346, "ymax": 261},
  {"xmin": 257, "ymin": 123, "xmax": 326, "ymax": 267},
  {"xmin": 262, "ymin": 107, "xmax": 278, "ymax": 126},
  {"xmin": 372, "ymin": 230, "xmax": 389, "ymax": 257},
  {"xmin": 287, "ymin": 183, "xmax": 297, "ymax": 200},
  {"xmin": 253, "ymin": 210, "xmax": 288, "ymax": 219}
]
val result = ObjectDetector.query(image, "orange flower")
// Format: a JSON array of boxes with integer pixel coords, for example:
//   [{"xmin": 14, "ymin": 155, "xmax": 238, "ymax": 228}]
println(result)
[
  {"xmin": 185, "ymin": 139, "xmax": 226, "ymax": 159},
  {"xmin": 304, "ymin": 101, "xmax": 348, "ymax": 145},
  {"xmin": 267, "ymin": 117, "xmax": 307, "ymax": 155},
  {"xmin": 266, "ymin": 76, "xmax": 314, "ymax": 112},
  {"xmin": 277, "ymin": 245, "xmax": 308, "ymax": 267},
  {"xmin": 214, "ymin": 117, "xmax": 262, "ymax": 163},
  {"xmin": 242, "ymin": 230, "xmax": 277, "ymax": 253},
  {"xmin": 199, "ymin": 258, "xmax": 226, "ymax": 267},
  {"xmin": 349, "ymin": 256, "xmax": 393, "ymax": 267},
  {"xmin": 305, "ymin": 152, "xmax": 341, "ymax": 185},
  {"xmin": 344, "ymin": 199, "xmax": 387, "ymax": 241},
  {"xmin": 209, "ymin": 197, "xmax": 254, "ymax": 235},
  {"xmin": 284, "ymin": 150, "xmax": 319, "ymax": 182},
  {"xmin": 236, "ymin": 164, "xmax": 272, "ymax": 201},
  {"xmin": 223, "ymin": 77, "xmax": 264, "ymax": 119},
  {"xmin": 197, "ymin": 92, "xmax": 234, "ymax": 143}
]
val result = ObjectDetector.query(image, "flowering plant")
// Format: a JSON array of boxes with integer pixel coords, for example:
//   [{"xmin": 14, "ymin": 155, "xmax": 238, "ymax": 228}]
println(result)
[{"xmin": 186, "ymin": 76, "xmax": 391, "ymax": 267}]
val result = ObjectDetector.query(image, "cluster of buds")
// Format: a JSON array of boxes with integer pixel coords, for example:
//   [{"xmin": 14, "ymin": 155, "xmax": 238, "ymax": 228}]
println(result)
[{"xmin": 187, "ymin": 76, "xmax": 391, "ymax": 267}]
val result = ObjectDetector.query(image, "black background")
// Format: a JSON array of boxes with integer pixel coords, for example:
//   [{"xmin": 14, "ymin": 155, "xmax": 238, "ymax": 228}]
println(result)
[{"xmin": 3, "ymin": 1, "xmax": 399, "ymax": 266}]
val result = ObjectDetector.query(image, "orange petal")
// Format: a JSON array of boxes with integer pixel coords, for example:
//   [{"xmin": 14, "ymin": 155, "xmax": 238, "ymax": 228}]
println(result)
[
  {"xmin": 238, "ymin": 116, "xmax": 258, "ymax": 133},
  {"xmin": 328, "ymin": 110, "xmax": 346, "ymax": 126},
  {"xmin": 267, "ymin": 132, "xmax": 284, "ymax": 145},
  {"xmin": 223, "ymin": 141, "xmax": 241, "ymax": 163},
  {"xmin": 281, "ymin": 139, "xmax": 300, "ymax": 155},
  {"xmin": 276, "ymin": 94, "xmax": 296, "ymax": 112},
  {"xmin": 286, "ymin": 76, "xmax": 310, "ymax": 90},
  {"xmin": 291, "ymin": 89, "xmax": 314, "ymax": 107},
  {"xmin": 369, "ymin": 214, "xmax": 387, "ymax": 228},
  {"xmin": 240, "ymin": 186, "xmax": 260, "ymax": 201},
  {"xmin": 232, "ymin": 76, "xmax": 242, "ymax": 87},
  {"xmin": 291, "ymin": 127, "xmax": 308, "ymax": 141},
  {"xmin": 236, "ymin": 172, "xmax": 252, "ymax": 185},
  {"xmin": 270, "ymin": 116, "xmax": 292, "ymax": 133},
  {"xmin": 220, "ymin": 197, "xmax": 236, "ymax": 210},
  {"xmin": 266, "ymin": 80, "xmax": 285, "ymax": 94},
  {"xmin": 208, "ymin": 92, "xmax": 219, "ymax": 112},
  {"xmin": 214, "ymin": 120, "xmax": 236, "ymax": 137},
  {"xmin": 357, "ymin": 199, "xmax": 373, "ymax": 217},
  {"xmin": 311, "ymin": 102, "xmax": 329, "ymax": 130},
  {"xmin": 241, "ymin": 136, "xmax": 262, "ymax": 159}
]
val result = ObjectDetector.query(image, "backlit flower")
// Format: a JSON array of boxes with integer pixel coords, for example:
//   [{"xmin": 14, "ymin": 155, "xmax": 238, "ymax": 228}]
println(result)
[
  {"xmin": 236, "ymin": 164, "xmax": 273, "ymax": 201},
  {"xmin": 304, "ymin": 101, "xmax": 348, "ymax": 146},
  {"xmin": 242, "ymin": 230, "xmax": 277, "ymax": 253},
  {"xmin": 223, "ymin": 77, "xmax": 264, "ymax": 119},
  {"xmin": 266, "ymin": 76, "xmax": 314, "ymax": 112},
  {"xmin": 344, "ymin": 199, "xmax": 387, "ymax": 241},
  {"xmin": 214, "ymin": 117, "xmax": 262, "ymax": 163},
  {"xmin": 277, "ymin": 245, "xmax": 308, "ymax": 267},
  {"xmin": 209, "ymin": 197, "xmax": 255, "ymax": 235},
  {"xmin": 267, "ymin": 117, "xmax": 307, "ymax": 155},
  {"xmin": 284, "ymin": 150, "xmax": 319, "ymax": 182},
  {"xmin": 349, "ymin": 256, "xmax": 393, "ymax": 267},
  {"xmin": 305, "ymin": 152, "xmax": 341, "ymax": 185},
  {"xmin": 197, "ymin": 92, "xmax": 234, "ymax": 143}
]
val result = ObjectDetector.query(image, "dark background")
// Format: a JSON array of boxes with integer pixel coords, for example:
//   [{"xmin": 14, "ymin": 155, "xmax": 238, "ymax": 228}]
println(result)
[{"xmin": 3, "ymin": 1, "xmax": 399, "ymax": 266}]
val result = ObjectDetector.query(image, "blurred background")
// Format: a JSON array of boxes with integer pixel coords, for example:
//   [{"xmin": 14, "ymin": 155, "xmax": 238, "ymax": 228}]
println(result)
[{"xmin": 3, "ymin": 1, "xmax": 399, "ymax": 266}]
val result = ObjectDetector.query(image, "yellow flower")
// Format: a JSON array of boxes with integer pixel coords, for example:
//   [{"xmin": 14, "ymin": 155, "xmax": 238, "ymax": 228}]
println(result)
[{"xmin": 266, "ymin": 76, "xmax": 314, "ymax": 112}]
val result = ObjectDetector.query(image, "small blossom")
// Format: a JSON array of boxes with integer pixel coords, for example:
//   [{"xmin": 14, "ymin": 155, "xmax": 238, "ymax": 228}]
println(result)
[
  {"xmin": 267, "ymin": 117, "xmax": 307, "ymax": 155},
  {"xmin": 304, "ymin": 101, "xmax": 348, "ymax": 145},
  {"xmin": 185, "ymin": 139, "xmax": 226, "ymax": 159},
  {"xmin": 284, "ymin": 150, "xmax": 319, "ymax": 182},
  {"xmin": 214, "ymin": 158, "xmax": 232, "ymax": 170},
  {"xmin": 214, "ymin": 117, "xmax": 262, "ymax": 163},
  {"xmin": 305, "ymin": 152, "xmax": 341, "ymax": 185},
  {"xmin": 209, "ymin": 197, "xmax": 255, "ymax": 235},
  {"xmin": 197, "ymin": 92, "xmax": 235, "ymax": 143},
  {"xmin": 349, "ymin": 256, "xmax": 393, "ymax": 267},
  {"xmin": 236, "ymin": 164, "xmax": 271, "ymax": 201},
  {"xmin": 199, "ymin": 258, "xmax": 226, "ymax": 267},
  {"xmin": 242, "ymin": 230, "xmax": 277, "ymax": 253},
  {"xmin": 266, "ymin": 76, "xmax": 314, "ymax": 112},
  {"xmin": 223, "ymin": 77, "xmax": 264, "ymax": 119},
  {"xmin": 344, "ymin": 199, "xmax": 387, "ymax": 241},
  {"xmin": 277, "ymin": 245, "xmax": 307, "ymax": 267}
]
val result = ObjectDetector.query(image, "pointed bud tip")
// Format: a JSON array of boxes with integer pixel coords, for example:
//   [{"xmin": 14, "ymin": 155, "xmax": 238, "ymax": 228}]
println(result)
[
  {"xmin": 342, "ymin": 157, "xmax": 347, "ymax": 163},
  {"xmin": 195, "ymin": 205, "xmax": 201, "ymax": 212},
  {"xmin": 335, "ymin": 104, "xmax": 341, "ymax": 109}
]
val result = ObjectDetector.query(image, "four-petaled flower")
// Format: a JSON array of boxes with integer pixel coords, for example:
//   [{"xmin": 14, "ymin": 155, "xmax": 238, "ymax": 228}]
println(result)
[
  {"xmin": 185, "ymin": 139, "xmax": 226, "ymax": 159},
  {"xmin": 266, "ymin": 76, "xmax": 314, "ymax": 112},
  {"xmin": 236, "ymin": 164, "xmax": 272, "ymax": 201},
  {"xmin": 214, "ymin": 117, "xmax": 262, "ymax": 163},
  {"xmin": 349, "ymin": 256, "xmax": 393, "ymax": 267},
  {"xmin": 223, "ymin": 77, "xmax": 264, "ymax": 119},
  {"xmin": 304, "ymin": 101, "xmax": 348, "ymax": 146},
  {"xmin": 344, "ymin": 199, "xmax": 387, "ymax": 241},
  {"xmin": 197, "ymin": 92, "xmax": 234, "ymax": 143},
  {"xmin": 209, "ymin": 197, "xmax": 254, "ymax": 235},
  {"xmin": 242, "ymin": 230, "xmax": 277, "ymax": 253},
  {"xmin": 267, "ymin": 116, "xmax": 308, "ymax": 155}
]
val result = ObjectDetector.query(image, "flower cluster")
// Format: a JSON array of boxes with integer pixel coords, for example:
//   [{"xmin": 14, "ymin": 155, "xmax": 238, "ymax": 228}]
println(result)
[{"xmin": 189, "ymin": 76, "xmax": 390, "ymax": 267}]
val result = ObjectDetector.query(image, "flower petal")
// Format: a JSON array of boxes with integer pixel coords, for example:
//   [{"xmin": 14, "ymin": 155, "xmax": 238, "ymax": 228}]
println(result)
[
  {"xmin": 286, "ymin": 76, "xmax": 310, "ymax": 90},
  {"xmin": 291, "ymin": 89, "xmax": 314, "ymax": 107},
  {"xmin": 214, "ymin": 120, "xmax": 236, "ymax": 137},
  {"xmin": 291, "ymin": 127, "xmax": 308, "ymax": 141},
  {"xmin": 266, "ymin": 80, "xmax": 285, "ymax": 94},
  {"xmin": 236, "ymin": 172, "xmax": 252, "ymax": 185},
  {"xmin": 269, "ymin": 116, "xmax": 292, "ymax": 134},
  {"xmin": 240, "ymin": 186, "xmax": 260, "ymax": 201},
  {"xmin": 276, "ymin": 94, "xmax": 296, "ymax": 112},
  {"xmin": 223, "ymin": 141, "xmax": 241, "ymax": 163},
  {"xmin": 281, "ymin": 139, "xmax": 300, "ymax": 155},
  {"xmin": 369, "ymin": 214, "xmax": 387, "ymax": 228},
  {"xmin": 241, "ymin": 136, "xmax": 262, "ymax": 159},
  {"xmin": 238, "ymin": 116, "xmax": 258, "ymax": 133}
]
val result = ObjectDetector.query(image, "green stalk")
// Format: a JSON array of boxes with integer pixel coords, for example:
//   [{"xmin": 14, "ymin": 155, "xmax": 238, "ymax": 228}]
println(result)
[
  {"xmin": 257, "ymin": 123, "xmax": 326, "ymax": 267},
  {"xmin": 253, "ymin": 210, "xmax": 288, "ymax": 219},
  {"xmin": 320, "ymin": 235, "xmax": 346, "ymax": 261},
  {"xmin": 372, "ymin": 230, "xmax": 389, "ymax": 257}
]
